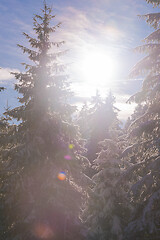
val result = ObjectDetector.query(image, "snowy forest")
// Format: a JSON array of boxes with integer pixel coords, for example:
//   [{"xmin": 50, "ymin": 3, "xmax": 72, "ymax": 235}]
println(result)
[{"xmin": 0, "ymin": 0, "xmax": 160, "ymax": 239}]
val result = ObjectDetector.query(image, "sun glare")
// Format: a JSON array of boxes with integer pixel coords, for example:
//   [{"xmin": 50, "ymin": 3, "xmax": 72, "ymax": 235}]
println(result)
[{"xmin": 79, "ymin": 48, "xmax": 117, "ymax": 88}]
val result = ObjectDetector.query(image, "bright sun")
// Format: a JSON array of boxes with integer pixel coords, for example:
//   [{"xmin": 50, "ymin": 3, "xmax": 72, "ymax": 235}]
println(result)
[{"xmin": 79, "ymin": 49, "xmax": 117, "ymax": 88}]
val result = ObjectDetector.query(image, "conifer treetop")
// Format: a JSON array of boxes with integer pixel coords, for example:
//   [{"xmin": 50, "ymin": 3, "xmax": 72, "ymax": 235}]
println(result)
[
  {"xmin": 146, "ymin": 0, "xmax": 160, "ymax": 7},
  {"xmin": 17, "ymin": 1, "xmax": 64, "ymax": 65},
  {"xmin": 8, "ymin": 1, "xmax": 73, "ymax": 122}
]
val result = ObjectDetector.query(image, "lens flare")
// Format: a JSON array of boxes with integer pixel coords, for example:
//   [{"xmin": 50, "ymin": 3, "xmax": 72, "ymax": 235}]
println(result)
[
  {"xmin": 69, "ymin": 144, "xmax": 74, "ymax": 149},
  {"xmin": 33, "ymin": 223, "xmax": 54, "ymax": 239},
  {"xmin": 64, "ymin": 155, "xmax": 72, "ymax": 160},
  {"xmin": 58, "ymin": 171, "xmax": 66, "ymax": 181}
]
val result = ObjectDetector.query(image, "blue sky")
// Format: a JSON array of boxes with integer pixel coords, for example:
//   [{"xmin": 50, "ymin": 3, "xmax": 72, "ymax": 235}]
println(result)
[{"xmin": 0, "ymin": 0, "xmax": 159, "ymax": 120}]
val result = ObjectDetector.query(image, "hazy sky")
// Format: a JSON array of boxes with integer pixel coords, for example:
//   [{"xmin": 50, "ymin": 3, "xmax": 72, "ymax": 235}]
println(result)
[{"xmin": 0, "ymin": 0, "xmax": 159, "ymax": 120}]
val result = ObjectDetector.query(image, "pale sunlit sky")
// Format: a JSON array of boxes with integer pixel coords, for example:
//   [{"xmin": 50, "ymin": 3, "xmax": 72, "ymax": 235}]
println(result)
[{"xmin": 0, "ymin": 0, "xmax": 159, "ymax": 121}]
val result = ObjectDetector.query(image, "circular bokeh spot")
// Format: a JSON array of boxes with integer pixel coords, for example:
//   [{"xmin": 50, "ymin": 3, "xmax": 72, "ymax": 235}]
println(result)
[
  {"xmin": 33, "ymin": 223, "xmax": 54, "ymax": 239},
  {"xmin": 58, "ymin": 171, "xmax": 66, "ymax": 181},
  {"xmin": 64, "ymin": 155, "xmax": 72, "ymax": 160},
  {"xmin": 69, "ymin": 144, "xmax": 74, "ymax": 149}
]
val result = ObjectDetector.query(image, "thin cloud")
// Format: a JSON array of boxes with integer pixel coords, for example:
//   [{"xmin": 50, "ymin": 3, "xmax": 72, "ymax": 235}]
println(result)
[
  {"xmin": 12, "ymin": 18, "xmax": 33, "ymax": 33},
  {"xmin": 56, "ymin": 6, "xmax": 127, "ymax": 45},
  {"xmin": 0, "ymin": 68, "xmax": 19, "ymax": 82}
]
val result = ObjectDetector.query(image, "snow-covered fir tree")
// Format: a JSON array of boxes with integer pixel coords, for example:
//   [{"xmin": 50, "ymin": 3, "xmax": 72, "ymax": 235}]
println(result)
[
  {"xmin": 124, "ymin": 104, "xmax": 148, "ymax": 134},
  {"xmin": 86, "ymin": 90, "xmax": 104, "ymax": 163},
  {"xmin": 82, "ymin": 107, "xmax": 129, "ymax": 240},
  {"xmin": 86, "ymin": 91, "xmax": 120, "ymax": 164},
  {"xmin": 0, "ymin": 3, "xmax": 89, "ymax": 240},
  {"xmin": 77, "ymin": 91, "xmax": 121, "ymax": 178},
  {"xmin": 122, "ymin": 3, "xmax": 160, "ymax": 239}
]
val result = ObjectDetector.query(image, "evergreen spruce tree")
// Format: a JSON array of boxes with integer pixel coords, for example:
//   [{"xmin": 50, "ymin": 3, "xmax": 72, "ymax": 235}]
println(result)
[
  {"xmin": 122, "ymin": 4, "xmax": 160, "ymax": 239},
  {"xmin": 0, "ymin": 3, "xmax": 88, "ymax": 240},
  {"xmin": 86, "ymin": 90, "xmax": 103, "ymax": 163},
  {"xmin": 82, "ymin": 126, "xmax": 129, "ymax": 240},
  {"xmin": 86, "ymin": 91, "xmax": 119, "ymax": 164}
]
